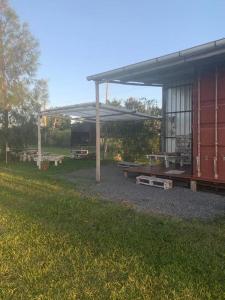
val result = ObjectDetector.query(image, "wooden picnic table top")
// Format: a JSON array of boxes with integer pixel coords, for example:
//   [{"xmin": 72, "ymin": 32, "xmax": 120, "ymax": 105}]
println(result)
[{"xmin": 33, "ymin": 154, "xmax": 65, "ymax": 162}]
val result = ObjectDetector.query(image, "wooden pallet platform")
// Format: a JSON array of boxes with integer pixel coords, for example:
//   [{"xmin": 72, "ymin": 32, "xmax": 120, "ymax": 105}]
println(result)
[
  {"xmin": 136, "ymin": 175, "xmax": 173, "ymax": 190},
  {"xmin": 123, "ymin": 165, "xmax": 225, "ymax": 192}
]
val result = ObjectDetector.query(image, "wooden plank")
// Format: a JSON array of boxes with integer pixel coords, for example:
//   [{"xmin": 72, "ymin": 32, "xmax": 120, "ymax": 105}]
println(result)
[{"xmin": 124, "ymin": 166, "xmax": 192, "ymax": 180}]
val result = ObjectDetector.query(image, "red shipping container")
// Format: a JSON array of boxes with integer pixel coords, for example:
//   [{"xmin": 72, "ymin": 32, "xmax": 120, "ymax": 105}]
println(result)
[{"xmin": 193, "ymin": 66, "xmax": 225, "ymax": 183}]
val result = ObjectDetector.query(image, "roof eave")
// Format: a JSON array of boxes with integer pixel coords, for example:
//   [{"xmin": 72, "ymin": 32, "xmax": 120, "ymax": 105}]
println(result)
[{"xmin": 87, "ymin": 38, "xmax": 225, "ymax": 84}]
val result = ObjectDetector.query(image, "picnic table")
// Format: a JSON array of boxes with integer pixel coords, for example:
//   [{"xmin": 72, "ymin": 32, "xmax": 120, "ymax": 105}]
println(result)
[
  {"xmin": 19, "ymin": 150, "xmax": 38, "ymax": 162},
  {"xmin": 146, "ymin": 154, "xmax": 184, "ymax": 168},
  {"xmin": 33, "ymin": 155, "xmax": 65, "ymax": 166}
]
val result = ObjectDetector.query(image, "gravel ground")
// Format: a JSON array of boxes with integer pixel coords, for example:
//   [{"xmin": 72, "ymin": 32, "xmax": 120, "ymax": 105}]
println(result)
[{"xmin": 64, "ymin": 164, "xmax": 225, "ymax": 220}]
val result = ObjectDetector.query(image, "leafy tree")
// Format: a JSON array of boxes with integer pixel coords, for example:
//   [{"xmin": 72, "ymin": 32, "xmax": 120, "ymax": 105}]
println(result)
[
  {"xmin": 3, "ymin": 80, "xmax": 48, "ymax": 149},
  {"xmin": 102, "ymin": 97, "xmax": 161, "ymax": 161},
  {"xmin": 32, "ymin": 79, "xmax": 49, "ymax": 111},
  {"xmin": 0, "ymin": 0, "xmax": 41, "ymax": 158},
  {"xmin": 41, "ymin": 115, "xmax": 71, "ymax": 147}
]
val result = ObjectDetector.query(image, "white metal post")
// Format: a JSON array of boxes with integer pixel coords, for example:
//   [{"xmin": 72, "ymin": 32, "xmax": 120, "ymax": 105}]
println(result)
[
  {"xmin": 95, "ymin": 81, "xmax": 101, "ymax": 183},
  {"xmin": 197, "ymin": 76, "xmax": 201, "ymax": 177},
  {"xmin": 214, "ymin": 67, "xmax": 218, "ymax": 179},
  {"xmin": 37, "ymin": 114, "xmax": 42, "ymax": 169}
]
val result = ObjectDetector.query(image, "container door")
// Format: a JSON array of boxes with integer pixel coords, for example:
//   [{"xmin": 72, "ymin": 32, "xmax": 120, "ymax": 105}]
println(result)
[{"xmin": 193, "ymin": 67, "xmax": 225, "ymax": 182}]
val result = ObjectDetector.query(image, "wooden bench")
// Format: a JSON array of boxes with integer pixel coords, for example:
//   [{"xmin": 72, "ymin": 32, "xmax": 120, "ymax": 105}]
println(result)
[{"xmin": 136, "ymin": 175, "xmax": 173, "ymax": 190}]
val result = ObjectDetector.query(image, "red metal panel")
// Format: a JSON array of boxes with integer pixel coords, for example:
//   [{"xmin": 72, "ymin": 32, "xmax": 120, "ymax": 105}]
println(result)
[
  {"xmin": 217, "ymin": 67, "xmax": 225, "ymax": 181},
  {"xmin": 192, "ymin": 82, "xmax": 198, "ymax": 177},
  {"xmin": 193, "ymin": 67, "xmax": 225, "ymax": 183}
]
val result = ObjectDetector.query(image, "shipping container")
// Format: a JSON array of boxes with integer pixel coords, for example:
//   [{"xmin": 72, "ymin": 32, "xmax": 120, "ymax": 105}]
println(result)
[
  {"xmin": 192, "ymin": 66, "xmax": 225, "ymax": 183},
  {"xmin": 163, "ymin": 65, "xmax": 225, "ymax": 184}
]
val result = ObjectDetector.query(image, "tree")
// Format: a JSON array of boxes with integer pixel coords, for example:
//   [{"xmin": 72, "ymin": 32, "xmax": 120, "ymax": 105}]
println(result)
[
  {"xmin": 102, "ymin": 97, "xmax": 161, "ymax": 161},
  {"xmin": 32, "ymin": 79, "xmax": 49, "ymax": 111},
  {"xmin": 0, "ymin": 0, "xmax": 40, "ymax": 160},
  {"xmin": 3, "ymin": 80, "xmax": 49, "ymax": 149}
]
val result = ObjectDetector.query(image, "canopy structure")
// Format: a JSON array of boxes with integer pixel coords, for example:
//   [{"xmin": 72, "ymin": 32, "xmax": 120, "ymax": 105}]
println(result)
[
  {"xmin": 41, "ymin": 102, "xmax": 160, "ymax": 122},
  {"xmin": 87, "ymin": 38, "xmax": 225, "ymax": 86},
  {"xmin": 38, "ymin": 100, "xmax": 161, "ymax": 182}
]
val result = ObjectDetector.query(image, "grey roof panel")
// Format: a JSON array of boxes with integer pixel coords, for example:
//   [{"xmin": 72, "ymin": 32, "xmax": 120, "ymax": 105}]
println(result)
[
  {"xmin": 87, "ymin": 38, "xmax": 225, "ymax": 86},
  {"xmin": 41, "ymin": 102, "xmax": 161, "ymax": 122}
]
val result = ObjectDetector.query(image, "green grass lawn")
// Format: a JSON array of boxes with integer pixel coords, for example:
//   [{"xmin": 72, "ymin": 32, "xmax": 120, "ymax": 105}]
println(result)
[
  {"xmin": 44, "ymin": 146, "xmax": 74, "ymax": 156},
  {"xmin": 37, "ymin": 146, "xmax": 72, "ymax": 156},
  {"xmin": 0, "ymin": 161, "xmax": 224, "ymax": 299}
]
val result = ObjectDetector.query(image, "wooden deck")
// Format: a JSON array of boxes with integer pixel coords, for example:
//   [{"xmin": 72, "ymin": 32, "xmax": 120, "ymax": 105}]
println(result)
[
  {"xmin": 123, "ymin": 164, "xmax": 225, "ymax": 192},
  {"xmin": 123, "ymin": 165, "xmax": 192, "ymax": 183}
]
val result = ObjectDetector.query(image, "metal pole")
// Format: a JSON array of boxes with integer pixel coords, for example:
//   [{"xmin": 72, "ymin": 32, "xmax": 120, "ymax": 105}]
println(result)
[
  {"xmin": 214, "ymin": 67, "xmax": 218, "ymax": 179},
  {"xmin": 105, "ymin": 82, "xmax": 109, "ymax": 104},
  {"xmin": 95, "ymin": 81, "xmax": 101, "ymax": 182},
  {"xmin": 38, "ymin": 114, "xmax": 42, "ymax": 169}
]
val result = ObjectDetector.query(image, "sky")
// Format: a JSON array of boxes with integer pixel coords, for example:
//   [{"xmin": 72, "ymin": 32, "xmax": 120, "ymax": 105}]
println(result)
[{"xmin": 10, "ymin": 0, "xmax": 225, "ymax": 108}]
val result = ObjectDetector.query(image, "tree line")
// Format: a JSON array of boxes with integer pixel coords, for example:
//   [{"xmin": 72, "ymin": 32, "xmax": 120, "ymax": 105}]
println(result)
[{"xmin": 0, "ymin": 0, "xmax": 48, "ymax": 156}]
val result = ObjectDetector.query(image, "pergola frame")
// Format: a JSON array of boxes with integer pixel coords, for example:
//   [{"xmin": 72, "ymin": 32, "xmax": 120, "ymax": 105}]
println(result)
[{"xmin": 38, "ymin": 98, "xmax": 160, "ymax": 182}]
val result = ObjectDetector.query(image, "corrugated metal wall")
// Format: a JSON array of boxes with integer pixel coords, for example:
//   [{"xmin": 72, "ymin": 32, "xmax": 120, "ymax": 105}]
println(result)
[
  {"xmin": 193, "ymin": 66, "xmax": 225, "ymax": 182},
  {"xmin": 164, "ymin": 85, "xmax": 192, "ymax": 161}
]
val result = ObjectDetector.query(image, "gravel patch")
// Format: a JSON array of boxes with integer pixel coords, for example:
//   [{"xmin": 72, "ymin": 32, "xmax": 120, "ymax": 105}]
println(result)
[{"xmin": 64, "ymin": 164, "xmax": 225, "ymax": 220}]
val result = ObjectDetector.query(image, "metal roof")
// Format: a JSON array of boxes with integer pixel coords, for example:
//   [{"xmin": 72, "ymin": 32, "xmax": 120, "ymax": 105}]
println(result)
[
  {"xmin": 41, "ymin": 102, "xmax": 161, "ymax": 122},
  {"xmin": 87, "ymin": 38, "xmax": 225, "ymax": 86}
]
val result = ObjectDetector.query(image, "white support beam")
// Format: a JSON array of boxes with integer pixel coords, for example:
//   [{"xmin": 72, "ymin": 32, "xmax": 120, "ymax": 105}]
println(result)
[
  {"xmin": 37, "ymin": 114, "xmax": 42, "ymax": 169},
  {"xmin": 197, "ymin": 75, "xmax": 201, "ymax": 177},
  {"xmin": 214, "ymin": 67, "xmax": 218, "ymax": 179},
  {"xmin": 95, "ymin": 81, "xmax": 101, "ymax": 182}
]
